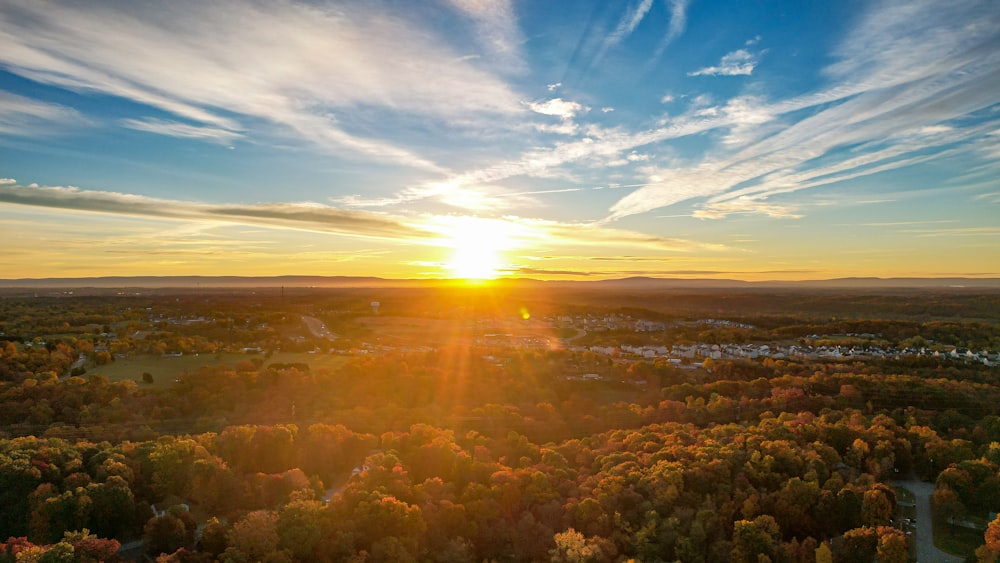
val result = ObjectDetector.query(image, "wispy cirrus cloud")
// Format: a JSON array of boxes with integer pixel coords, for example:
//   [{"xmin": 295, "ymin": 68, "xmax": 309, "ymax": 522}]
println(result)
[
  {"xmin": 601, "ymin": 0, "xmax": 655, "ymax": 54},
  {"xmin": 509, "ymin": 216, "xmax": 727, "ymax": 253},
  {"xmin": 0, "ymin": 89, "xmax": 89, "ymax": 135},
  {"xmin": 447, "ymin": 0, "xmax": 526, "ymax": 72},
  {"xmin": 587, "ymin": 0, "xmax": 689, "ymax": 68},
  {"xmin": 0, "ymin": 0, "xmax": 525, "ymax": 169},
  {"xmin": 657, "ymin": 0, "xmax": 690, "ymax": 53},
  {"xmin": 608, "ymin": 0, "xmax": 1000, "ymax": 220}
]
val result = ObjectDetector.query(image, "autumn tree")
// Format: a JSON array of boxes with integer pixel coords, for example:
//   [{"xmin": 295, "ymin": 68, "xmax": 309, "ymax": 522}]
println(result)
[
  {"xmin": 875, "ymin": 526, "xmax": 908, "ymax": 563},
  {"xmin": 860, "ymin": 484, "xmax": 895, "ymax": 527},
  {"xmin": 224, "ymin": 510, "xmax": 286, "ymax": 562},
  {"xmin": 840, "ymin": 527, "xmax": 878, "ymax": 563},
  {"xmin": 549, "ymin": 528, "xmax": 616, "ymax": 563},
  {"xmin": 975, "ymin": 513, "xmax": 1000, "ymax": 562},
  {"xmin": 196, "ymin": 518, "xmax": 228, "ymax": 559}
]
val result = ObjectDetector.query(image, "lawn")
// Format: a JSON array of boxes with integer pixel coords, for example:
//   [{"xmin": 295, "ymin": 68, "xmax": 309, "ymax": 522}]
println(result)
[
  {"xmin": 931, "ymin": 501, "xmax": 988, "ymax": 560},
  {"xmin": 934, "ymin": 521, "xmax": 985, "ymax": 560},
  {"xmin": 88, "ymin": 352, "xmax": 351, "ymax": 388}
]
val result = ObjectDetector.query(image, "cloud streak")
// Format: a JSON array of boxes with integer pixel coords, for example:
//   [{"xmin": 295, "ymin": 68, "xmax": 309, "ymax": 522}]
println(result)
[
  {"xmin": 0, "ymin": 181, "xmax": 429, "ymax": 241},
  {"xmin": 121, "ymin": 118, "xmax": 242, "ymax": 144}
]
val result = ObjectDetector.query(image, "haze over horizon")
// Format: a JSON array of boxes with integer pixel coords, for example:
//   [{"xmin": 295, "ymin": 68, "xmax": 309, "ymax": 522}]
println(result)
[{"xmin": 1, "ymin": 0, "xmax": 998, "ymax": 281}]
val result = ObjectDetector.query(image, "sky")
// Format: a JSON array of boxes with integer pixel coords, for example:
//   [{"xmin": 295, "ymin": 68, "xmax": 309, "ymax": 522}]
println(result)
[{"xmin": 0, "ymin": 0, "xmax": 998, "ymax": 281}]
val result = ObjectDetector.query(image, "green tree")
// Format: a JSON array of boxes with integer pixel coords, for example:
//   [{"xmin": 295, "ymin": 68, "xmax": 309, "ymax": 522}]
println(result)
[
  {"xmin": 143, "ymin": 514, "xmax": 189, "ymax": 557},
  {"xmin": 731, "ymin": 515, "xmax": 780, "ymax": 563},
  {"xmin": 277, "ymin": 500, "xmax": 324, "ymax": 560}
]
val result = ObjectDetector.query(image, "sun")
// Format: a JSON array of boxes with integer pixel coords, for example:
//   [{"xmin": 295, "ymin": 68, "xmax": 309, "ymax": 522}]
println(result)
[{"xmin": 442, "ymin": 216, "xmax": 517, "ymax": 280}]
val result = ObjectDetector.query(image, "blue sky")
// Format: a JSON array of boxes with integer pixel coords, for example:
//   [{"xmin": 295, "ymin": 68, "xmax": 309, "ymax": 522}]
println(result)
[{"xmin": 0, "ymin": 0, "xmax": 998, "ymax": 279}]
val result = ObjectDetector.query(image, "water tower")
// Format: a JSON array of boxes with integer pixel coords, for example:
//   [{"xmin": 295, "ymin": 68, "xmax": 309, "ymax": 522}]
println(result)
[{"xmin": 371, "ymin": 301, "xmax": 380, "ymax": 315}]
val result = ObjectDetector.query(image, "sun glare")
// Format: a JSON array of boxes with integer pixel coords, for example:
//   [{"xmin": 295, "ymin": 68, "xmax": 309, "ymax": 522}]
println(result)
[{"xmin": 441, "ymin": 216, "xmax": 519, "ymax": 280}]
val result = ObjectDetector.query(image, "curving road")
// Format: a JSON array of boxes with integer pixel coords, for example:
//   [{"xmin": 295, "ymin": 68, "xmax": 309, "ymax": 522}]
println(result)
[{"xmin": 895, "ymin": 480, "xmax": 963, "ymax": 563}]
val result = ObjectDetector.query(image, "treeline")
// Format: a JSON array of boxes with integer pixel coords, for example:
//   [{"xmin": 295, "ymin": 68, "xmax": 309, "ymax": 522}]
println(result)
[
  {"xmin": 5, "ymin": 407, "xmax": 998, "ymax": 561},
  {"xmin": 3, "ymin": 348, "xmax": 1000, "ymax": 449}
]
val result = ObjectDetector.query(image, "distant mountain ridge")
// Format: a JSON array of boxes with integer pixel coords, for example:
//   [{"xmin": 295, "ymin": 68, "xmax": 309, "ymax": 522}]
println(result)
[{"xmin": 1, "ymin": 275, "xmax": 999, "ymax": 289}]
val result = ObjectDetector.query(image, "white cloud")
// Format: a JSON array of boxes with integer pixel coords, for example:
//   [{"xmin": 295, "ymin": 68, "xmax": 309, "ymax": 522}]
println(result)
[
  {"xmin": 536, "ymin": 122, "xmax": 580, "ymax": 136},
  {"xmin": 660, "ymin": 94, "xmax": 675, "ymax": 103},
  {"xmin": 529, "ymin": 98, "xmax": 586, "ymax": 119},
  {"xmin": 689, "ymin": 49, "xmax": 758, "ymax": 76},
  {"xmin": 601, "ymin": 107, "xmax": 615, "ymax": 113},
  {"xmin": 547, "ymin": 82, "xmax": 562, "ymax": 91}
]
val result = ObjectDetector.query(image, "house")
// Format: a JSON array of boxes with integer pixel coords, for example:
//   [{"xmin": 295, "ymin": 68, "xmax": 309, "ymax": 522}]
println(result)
[{"xmin": 151, "ymin": 495, "xmax": 190, "ymax": 518}]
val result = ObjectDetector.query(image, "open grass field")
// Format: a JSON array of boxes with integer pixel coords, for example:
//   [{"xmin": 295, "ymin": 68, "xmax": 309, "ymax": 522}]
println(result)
[{"xmin": 88, "ymin": 352, "xmax": 351, "ymax": 388}]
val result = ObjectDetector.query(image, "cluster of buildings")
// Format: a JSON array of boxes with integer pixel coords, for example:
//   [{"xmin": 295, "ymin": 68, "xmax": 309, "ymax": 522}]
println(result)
[{"xmin": 577, "ymin": 342, "xmax": 997, "ymax": 367}]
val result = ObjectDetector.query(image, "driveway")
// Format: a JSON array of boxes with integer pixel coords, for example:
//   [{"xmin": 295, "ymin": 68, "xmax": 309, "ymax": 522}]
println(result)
[{"xmin": 895, "ymin": 479, "xmax": 963, "ymax": 563}]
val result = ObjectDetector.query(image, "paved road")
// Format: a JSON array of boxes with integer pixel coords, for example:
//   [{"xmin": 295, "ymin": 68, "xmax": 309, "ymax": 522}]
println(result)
[
  {"xmin": 60, "ymin": 353, "xmax": 88, "ymax": 380},
  {"xmin": 302, "ymin": 315, "xmax": 337, "ymax": 340},
  {"xmin": 895, "ymin": 480, "xmax": 963, "ymax": 563}
]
